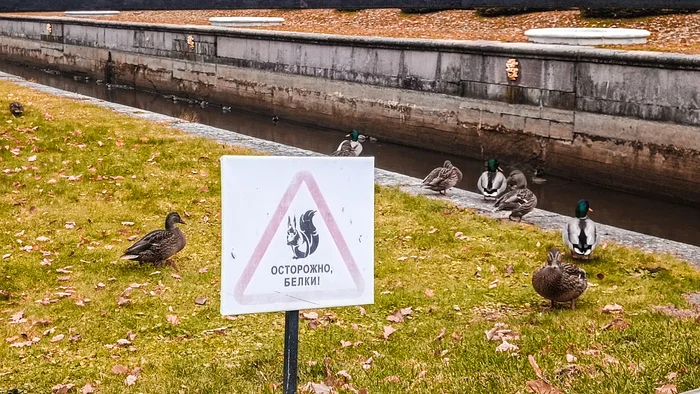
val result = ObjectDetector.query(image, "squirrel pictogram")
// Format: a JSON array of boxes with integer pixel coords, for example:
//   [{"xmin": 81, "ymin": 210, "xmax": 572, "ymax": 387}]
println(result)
[{"xmin": 286, "ymin": 210, "xmax": 319, "ymax": 259}]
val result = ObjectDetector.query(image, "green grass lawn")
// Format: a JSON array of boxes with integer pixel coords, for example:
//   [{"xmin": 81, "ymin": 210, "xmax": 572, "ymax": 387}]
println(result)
[{"xmin": 1, "ymin": 81, "xmax": 700, "ymax": 394}]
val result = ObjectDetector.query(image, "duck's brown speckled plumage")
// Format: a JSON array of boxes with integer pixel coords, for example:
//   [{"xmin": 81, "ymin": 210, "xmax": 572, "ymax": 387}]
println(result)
[
  {"xmin": 120, "ymin": 212, "xmax": 186, "ymax": 265},
  {"xmin": 494, "ymin": 170, "xmax": 537, "ymax": 221},
  {"xmin": 422, "ymin": 160, "xmax": 463, "ymax": 195},
  {"xmin": 9, "ymin": 102, "xmax": 24, "ymax": 117},
  {"xmin": 532, "ymin": 248, "xmax": 588, "ymax": 309}
]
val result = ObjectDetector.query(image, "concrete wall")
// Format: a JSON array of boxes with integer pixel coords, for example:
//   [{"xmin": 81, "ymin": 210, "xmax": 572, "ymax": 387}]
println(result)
[{"xmin": 1, "ymin": 15, "xmax": 700, "ymax": 202}]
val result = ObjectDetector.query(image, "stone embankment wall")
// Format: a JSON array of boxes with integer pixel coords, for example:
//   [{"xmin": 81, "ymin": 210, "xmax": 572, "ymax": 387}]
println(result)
[{"xmin": 1, "ymin": 16, "xmax": 699, "ymax": 202}]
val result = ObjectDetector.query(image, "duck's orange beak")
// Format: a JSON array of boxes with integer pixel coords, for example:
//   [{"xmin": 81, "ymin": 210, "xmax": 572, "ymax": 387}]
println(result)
[{"xmin": 588, "ymin": 208, "xmax": 593, "ymax": 212}]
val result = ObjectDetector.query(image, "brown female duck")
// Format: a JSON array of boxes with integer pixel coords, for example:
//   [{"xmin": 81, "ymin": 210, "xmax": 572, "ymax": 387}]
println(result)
[
  {"xmin": 120, "ymin": 212, "xmax": 186, "ymax": 266},
  {"xmin": 532, "ymin": 248, "xmax": 588, "ymax": 310}
]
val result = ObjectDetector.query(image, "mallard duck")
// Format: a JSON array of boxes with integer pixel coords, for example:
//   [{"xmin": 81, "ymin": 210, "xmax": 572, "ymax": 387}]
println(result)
[
  {"xmin": 532, "ymin": 248, "xmax": 588, "ymax": 309},
  {"xmin": 493, "ymin": 170, "xmax": 537, "ymax": 221},
  {"xmin": 120, "ymin": 212, "xmax": 186, "ymax": 265},
  {"xmin": 336, "ymin": 130, "xmax": 363, "ymax": 156},
  {"xmin": 331, "ymin": 140, "xmax": 356, "ymax": 157},
  {"xmin": 9, "ymin": 102, "xmax": 24, "ymax": 117},
  {"xmin": 532, "ymin": 168, "xmax": 547, "ymax": 185},
  {"xmin": 477, "ymin": 159, "xmax": 507, "ymax": 199},
  {"xmin": 422, "ymin": 160, "xmax": 463, "ymax": 195},
  {"xmin": 563, "ymin": 199, "xmax": 599, "ymax": 259}
]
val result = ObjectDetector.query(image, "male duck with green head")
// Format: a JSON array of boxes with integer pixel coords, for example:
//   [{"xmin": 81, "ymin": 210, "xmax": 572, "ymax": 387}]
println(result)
[
  {"xmin": 335, "ymin": 130, "xmax": 363, "ymax": 157},
  {"xmin": 562, "ymin": 199, "xmax": 599, "ymax": 259},
  {"xmin": 477, "ymin": 159, "xmax": 507, "ymax": 199}
]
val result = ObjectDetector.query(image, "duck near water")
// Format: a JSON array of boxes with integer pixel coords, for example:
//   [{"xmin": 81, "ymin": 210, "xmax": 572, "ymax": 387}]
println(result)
[
  {"xmin": 532, "ymin": 248, "xmax": 588, "ymax": 310},
  {"xmin": 563, "ymin": 199, "xmax": 599, "ymax": 259},
  {"xmin": 9, "ymin": 102, "xmax": 24, "ymax": 117},
  {"xmin": 331, "ymin": 140, "xmax": 356, "ymax": 157},
  {"xmin": 493, "ymin": 170, "xmax": 538, "ymax": 221},
  {"xmin": 422, "ymin": 160, "xmax": 463, "ymax": 195},
  {"xmin": 337, "ymin": 130, "xmax": 363, "ymax": 156},
  {"xmin": 120, "ymin": 212, "xmax": 187, "ymax": 266},
  {"xmin": 477, "ymin": 159, "xmax": 507, "ymax": 200}
]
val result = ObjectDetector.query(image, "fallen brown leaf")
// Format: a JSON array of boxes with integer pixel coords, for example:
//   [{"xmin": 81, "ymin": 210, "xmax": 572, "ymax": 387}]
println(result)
[
  {"xmin": 655, "ymin": 384, "xmax": 678, "ymax": 394},
  {"xmin": 424, "ymin": 288, "xmax": 434, "ymax": 297},
  {"xmin": 52, "ymin": 383, "xmax": 75, "ymax": 394},
  {"xmin": 125, "ymin": 374, "xmax": 137, "ymax": 386},
  {"xmin": 302, "ymin": 312, "xmax": 319, "ymax": 320},
  {"xmin": 81, "ymin": 383, "xmax": 96, "ymax": 394},
  {"xmin": 50, "ymin": 334, "xmax": 65, "ymax": 343},
  {"xmin": 526, "ymin": 379, "xmax": 563, "ymax": 394},
  {"xmin": 602, "ymin": 304, "xmax": 624, "ymax": 314},
  {"xmin": 433, "ymin": 327, "xmax": 446, "ymax": 341},
  {"xmin": 528, "ymin": 355, "xmax": 544, "ymax": 379},
  {"xmin": 166, "ymin": 314, "xmax": 180, "ymax": 325},
  {"xmin": 382, "ymin": 325, "xmax": 397, "ymax": 339},
  {"xmin": 112, "ymin": 365, "xmax": 129, "ymax": 375},
  {"xmin": 496, "ymin": 340, "xmax": 519, "ymax": 353}
]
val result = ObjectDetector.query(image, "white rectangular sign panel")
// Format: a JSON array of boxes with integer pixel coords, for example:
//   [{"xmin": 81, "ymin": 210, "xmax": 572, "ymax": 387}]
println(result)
[{"xmin": 220, "ymin": 156, "xmax": 375, "ymax": 315}]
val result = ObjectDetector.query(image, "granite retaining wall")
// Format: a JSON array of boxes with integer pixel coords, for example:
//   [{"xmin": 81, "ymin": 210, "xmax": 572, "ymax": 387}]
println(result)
[{"xmin": 1, "ymin": 15, "xmax": 699, "ymax": 203}]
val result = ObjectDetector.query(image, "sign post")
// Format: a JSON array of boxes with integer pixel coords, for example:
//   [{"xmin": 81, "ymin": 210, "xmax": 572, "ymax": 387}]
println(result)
[
  {"xmin": 283, "ymin": 310, "xmax": 299, "ymax": 394},
  {"xmin": 221, "ymin": 156, "xmax": 375, "ymax": 392}
]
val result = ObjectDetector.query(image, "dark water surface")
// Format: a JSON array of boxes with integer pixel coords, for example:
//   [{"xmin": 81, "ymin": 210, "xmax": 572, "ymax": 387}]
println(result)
[{"xmin": 2, "ymin": 62, "xmax": 699, "ymax": 247}]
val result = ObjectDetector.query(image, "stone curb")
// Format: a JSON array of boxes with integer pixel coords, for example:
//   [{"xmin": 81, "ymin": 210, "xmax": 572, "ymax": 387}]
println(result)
[{"xmin": 1, "ymin": 70, "xmax": 699, "ymax": 267}]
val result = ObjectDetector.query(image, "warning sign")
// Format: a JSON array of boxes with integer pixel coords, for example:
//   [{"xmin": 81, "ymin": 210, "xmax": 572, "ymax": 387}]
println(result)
[{"xmin": 220, "ymin": 156, "xmax": 375, "ymax": 315}]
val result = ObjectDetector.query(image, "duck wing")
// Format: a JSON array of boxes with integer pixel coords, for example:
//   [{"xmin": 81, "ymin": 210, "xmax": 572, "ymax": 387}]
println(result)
[
  {"xmin": 494, "ymin": 189, "xmax": 536, "ymax": 211},
  {"xmin": 422, "ymin": 167, "xmax": 443, "ymax": 185},
  {"xmin": 494, "ymin": 189, "xmax": 522, "ymax": 211},
  {"xmin": 332, "ymin": 141, "xmax": 355, "ymax": 156},
  {"xmin": 121, "ymin": 229, "xmax": 172, "ymax": 259}
]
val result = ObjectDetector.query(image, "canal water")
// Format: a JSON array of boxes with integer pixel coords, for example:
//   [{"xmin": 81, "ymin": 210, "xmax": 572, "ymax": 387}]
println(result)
[{"xmin": 2, "ymin": 61, "xmax": 699, "ymax": 247}]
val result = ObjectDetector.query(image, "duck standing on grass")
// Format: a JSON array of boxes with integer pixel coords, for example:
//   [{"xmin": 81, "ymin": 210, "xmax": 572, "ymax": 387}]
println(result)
[
  {"xmin": 532, "ymin": 248, "xmax": 588, "ymax": 310},
  {"xmin": 9, "ymin": 102, "xmax": 24, "ymax": 117},
  {"xmin": 477, "ymin": 159, "xmax": 507, "ymax": 199},
  {"xmin": 422, "ymin": 160, "xmax": 463, "ymax": 195},
  {"xmin": 563, "ymin": 199, "xmax": 599, "ymax": 259},
  {"xmin": 120, "ymin": 212, "xmax": 187, "ymax": 266},
  {"xmin": 493, "ymin": 170, "xmax": 537, "ymax": 221},
  {"xmin": 335, "ymin": 130, "xmax": 363, "ymax": 156}
]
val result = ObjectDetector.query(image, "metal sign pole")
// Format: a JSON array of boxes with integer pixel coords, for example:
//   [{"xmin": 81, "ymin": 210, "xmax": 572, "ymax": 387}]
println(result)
[{"xmin": 283, "ymin": 310, "xmax": 299, "ymax": 394}]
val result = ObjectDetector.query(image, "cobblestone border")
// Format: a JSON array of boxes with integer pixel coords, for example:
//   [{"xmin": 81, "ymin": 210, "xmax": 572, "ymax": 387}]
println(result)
[{"xmin": 2, "ymin": 70, "xmax": 698, "ymax": 267}]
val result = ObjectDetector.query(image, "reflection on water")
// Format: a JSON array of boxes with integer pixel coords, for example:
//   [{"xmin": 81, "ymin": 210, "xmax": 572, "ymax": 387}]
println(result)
[{"xmin": 2, "ymin": 62, "xmax": 699, "ymax": 247}]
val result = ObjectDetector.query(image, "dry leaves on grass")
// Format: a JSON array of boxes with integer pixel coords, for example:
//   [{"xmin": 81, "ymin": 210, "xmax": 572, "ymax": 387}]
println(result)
[
  {"xmin": 433, "ymin": 327, "xmax": 446, "ymax": 341},
  {"xmin": 602, "ymin": 304, "xmax": 624, "ymax": 314},
  {"xmin": 52, "ymin": 383, "xmax": 75, "ymax": 394},
  {"xmin": 526, "ymin": 379, "xmax": 564, "ymax": 394},
  {"xmin": 386, "ymin": 307, "xmax": 412, "ymax": 323},
  {"xmin": 485, "ymin": 323, "xmax": 520, "ymax": 342},
  {"xmin": 495, "ymin": 340, "xmax": 519, "ymax": 353},
  {"xmin": 424, "ymin": 288, "xmax": 434, "ymax": 297},
  {"xmin": 302, "ymin": 312, "xmax": 319, "ymax": 320},
  {"xmin": 601, "ymin": 318, "xmax": 630, "ymax": 331},
  {"xmin": 655, "ymin": 384, "xmax": 678, "ymax": 394},
  {"xmin": 166, "ymin": 314, "xmax": 180, "ymax": 325},
  {"xmin": 81, "ymin": 383, "xmax": 96, "ymax": 394},
  {"xmin": 382, "ymin": 325, "xmax": 397, "ymax": 339}
]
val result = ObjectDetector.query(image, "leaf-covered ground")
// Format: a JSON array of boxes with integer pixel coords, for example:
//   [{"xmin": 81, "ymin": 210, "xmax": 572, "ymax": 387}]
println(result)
[
  {"xmin": 1, "ymin": 81, "xmax": 700, "ymax": 394},
  {"xmin": 10, "ymin": 9, "xmax": 700, "ymax": 54}
]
